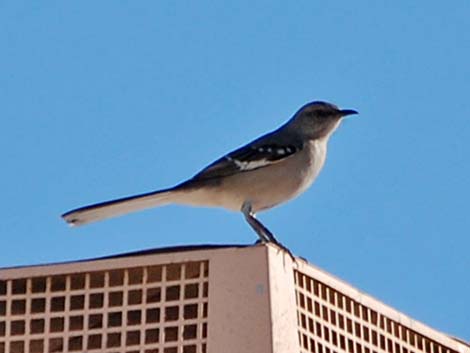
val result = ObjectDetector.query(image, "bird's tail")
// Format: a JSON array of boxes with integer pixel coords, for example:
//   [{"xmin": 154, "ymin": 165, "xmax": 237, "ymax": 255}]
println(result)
[{"xmin": 62, "ymin": 188, "xmax": 179, "ymax": 227}]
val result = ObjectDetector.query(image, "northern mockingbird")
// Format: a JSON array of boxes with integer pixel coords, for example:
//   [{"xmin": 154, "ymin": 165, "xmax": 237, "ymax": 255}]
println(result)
[{"xmin": 62, "ymin": 101, "xmax": 357, "ymax": 253}]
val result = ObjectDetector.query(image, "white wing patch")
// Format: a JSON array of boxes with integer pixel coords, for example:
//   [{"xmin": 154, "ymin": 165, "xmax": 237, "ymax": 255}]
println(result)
[
  {"xmin": 226, "ymin": 155, "xmax": 272, "ymax": 171},
  {"xmin": 225, "ymin": 145, "xmax": 297, "ymax": 172}
]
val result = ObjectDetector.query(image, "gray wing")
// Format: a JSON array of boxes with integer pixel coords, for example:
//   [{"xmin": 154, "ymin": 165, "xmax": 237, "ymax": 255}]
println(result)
[{"xmin": 190, "ymin": 139, "xmax": 302, "ymax": 181}]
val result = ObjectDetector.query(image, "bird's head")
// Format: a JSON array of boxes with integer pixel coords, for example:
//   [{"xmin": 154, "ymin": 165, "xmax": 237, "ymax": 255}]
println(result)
[{"xmin": 289, "ymin": 101, "xmax": 358, "ymax": 140}]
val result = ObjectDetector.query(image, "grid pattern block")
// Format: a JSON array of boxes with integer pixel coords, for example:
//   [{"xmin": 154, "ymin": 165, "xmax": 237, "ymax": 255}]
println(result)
[
  {"xmin": 294, "ymin": 270, "xmax": 458, "ymax": 353},
  {"xmin": 0, "ymin": 261, "xmax": 209, "ymax": 353}
]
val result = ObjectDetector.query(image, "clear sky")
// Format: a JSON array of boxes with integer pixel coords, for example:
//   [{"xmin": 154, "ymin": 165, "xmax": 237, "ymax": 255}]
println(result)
[{"xmin": 1, "ymin": 0, "xmax": 469, "ymax": 341}]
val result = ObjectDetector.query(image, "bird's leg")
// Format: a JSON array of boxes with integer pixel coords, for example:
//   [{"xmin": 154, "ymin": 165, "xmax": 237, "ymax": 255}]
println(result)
[
  {"xmin": 241, "ymin": 203, "xmax": 271, "ymax": 243},
  {"xmin": 241, "ymin": 203, "xmax": 295, "ymax": 260},
  {"xmin": 246, "ymin": 213, "xmax": 276, "ymax": 243}
]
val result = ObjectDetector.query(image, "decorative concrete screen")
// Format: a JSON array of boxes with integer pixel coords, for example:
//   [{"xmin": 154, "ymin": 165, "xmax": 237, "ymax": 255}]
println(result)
[
  {"xmin": 0, "ymin": 244, "xmax": 468, "ymax": 353},
  {"xmin": 295, "ymin": 269, "xmax": 462, "ymax": 353},
  {"xmin": 0, "ymin": 258, "xmax": 208, "ymax": 353}
]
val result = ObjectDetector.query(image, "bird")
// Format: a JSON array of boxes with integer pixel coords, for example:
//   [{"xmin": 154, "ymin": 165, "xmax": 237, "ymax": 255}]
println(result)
[{"xmin": 62, "ymin": 101, "xmax": 358, "ymax": 254}]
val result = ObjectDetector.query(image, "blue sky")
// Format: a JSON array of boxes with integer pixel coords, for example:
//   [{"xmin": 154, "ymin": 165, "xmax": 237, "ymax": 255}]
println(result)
[{"xmin": 1, "ymin": 0, "xmax": 469, "ymax": 341}]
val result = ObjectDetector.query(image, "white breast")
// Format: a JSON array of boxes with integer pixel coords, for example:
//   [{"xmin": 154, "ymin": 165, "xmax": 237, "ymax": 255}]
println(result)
[{"xmin": 295, "ymin": 138, "xmax": 328, "ymax": 196}]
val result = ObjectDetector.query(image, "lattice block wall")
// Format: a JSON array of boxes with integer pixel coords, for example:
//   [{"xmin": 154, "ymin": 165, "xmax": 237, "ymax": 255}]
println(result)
[
  {"xmin": 0, "ymin": 261, "xmax": 208, "ymax": 353},
  {"xmin": 294, "ymin": 270, "xmax": 463, "ymax": 353}
]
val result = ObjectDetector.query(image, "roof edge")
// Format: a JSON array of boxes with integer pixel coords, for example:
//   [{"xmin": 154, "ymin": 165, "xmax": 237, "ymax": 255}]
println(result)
[{"xmin": 0, "ymin": 243, "xmax": 250, "ymax": 270}]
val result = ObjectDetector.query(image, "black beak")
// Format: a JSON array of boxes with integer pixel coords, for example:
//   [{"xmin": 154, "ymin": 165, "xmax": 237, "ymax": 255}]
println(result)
[{"xmin": 340, "ymin": 109, "xmax": 358, "ymax": 117}]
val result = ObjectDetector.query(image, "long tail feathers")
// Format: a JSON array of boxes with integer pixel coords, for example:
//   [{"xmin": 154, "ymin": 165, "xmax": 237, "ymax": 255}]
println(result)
[{"xmin": 61, "ymin": 189, "xmax": 178, "ymax": 227}]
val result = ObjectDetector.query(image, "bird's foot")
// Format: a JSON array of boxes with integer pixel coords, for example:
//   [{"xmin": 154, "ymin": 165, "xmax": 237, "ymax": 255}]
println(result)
[
  {"xmin": 267, "ymin": 237, "xmax": 296, "ymax": 262},
  {"xmin": 245, "ymin": 215, "xmax": 295, "ymax": 261}
]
